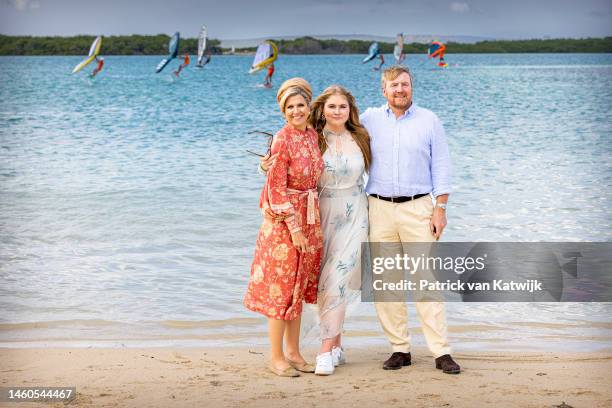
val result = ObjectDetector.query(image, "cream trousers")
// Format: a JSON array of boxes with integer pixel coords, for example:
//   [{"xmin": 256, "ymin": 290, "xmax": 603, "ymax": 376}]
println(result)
[{"xmin": 368, "ymin": 195, "xmax": 451, "ymax": 358}]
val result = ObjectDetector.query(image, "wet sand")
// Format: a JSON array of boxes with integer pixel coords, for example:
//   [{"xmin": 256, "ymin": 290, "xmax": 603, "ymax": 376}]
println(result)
[{"xmin": 1, "ymin": 346, "xmax": 611, "ymax": 407}]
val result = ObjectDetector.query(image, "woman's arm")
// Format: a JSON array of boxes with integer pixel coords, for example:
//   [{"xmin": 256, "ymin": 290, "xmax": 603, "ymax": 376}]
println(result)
[
  {"xmin": 264, "ymin": 134, "xmax": 308, "ymax": 251},
  {"xmin": 265, "ymin": 134, "xmax": 300, "ymax": 234}
]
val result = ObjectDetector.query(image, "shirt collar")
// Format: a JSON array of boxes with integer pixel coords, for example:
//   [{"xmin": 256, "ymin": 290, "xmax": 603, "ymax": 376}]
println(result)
[{"xmin": 384, "ymin": 102, "xmax": 416, "ymax": 120}]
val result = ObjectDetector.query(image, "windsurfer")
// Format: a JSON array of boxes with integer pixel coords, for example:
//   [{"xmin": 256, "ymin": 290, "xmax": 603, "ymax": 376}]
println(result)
[
  {"xmin": 264, "ymin": 63, "xmax": 275, "ymax": 87},
  {"xmin": 174, "ymin": 54, "xmax": 190, "ymax": 76},
  {"xmin": 395, "ymin": 33, "xmax": 406, "ymax": 64},
  {"xmin": 374, "ymin": 54, "xmax": 385, "ymax": 71},
  {"xmin": 203, "ymin": 52, "xmax": 212, "ymax": 66},
  {"xmin": 397, "ymin": 51, "xmax": 406, "ymax": 64},
  {"xmin": 91, "ymin": 57, "xmax": 104, "ymax": 78},
  {"xmin": 429, "ymin": 42, "xmax": 448, "ymax": 68}
]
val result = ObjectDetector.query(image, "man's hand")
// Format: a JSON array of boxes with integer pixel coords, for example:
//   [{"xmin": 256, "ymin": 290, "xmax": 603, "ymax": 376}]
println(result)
[{"xmin": 429, "ymin": 207, "xmax": 447, "ymax": 240}]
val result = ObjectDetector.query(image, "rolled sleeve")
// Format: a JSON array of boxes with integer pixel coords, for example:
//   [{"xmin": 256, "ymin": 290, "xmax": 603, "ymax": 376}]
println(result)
[{"xmin": 430, "ymin": 117, "xmax": 452, "ymax": 197}]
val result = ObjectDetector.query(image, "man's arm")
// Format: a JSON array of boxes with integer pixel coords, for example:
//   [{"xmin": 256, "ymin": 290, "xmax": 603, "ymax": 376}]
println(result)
[
  {"xmin": 430, "ymin": 115, "xmax": 452, "ymax": 240},
  {"xmin": 359, "ymin": 107, "xmax": 372, "ymax": 128},
  {"xmin": 430, "ymin": 116, "xmax": 451, "ymax": 198}
]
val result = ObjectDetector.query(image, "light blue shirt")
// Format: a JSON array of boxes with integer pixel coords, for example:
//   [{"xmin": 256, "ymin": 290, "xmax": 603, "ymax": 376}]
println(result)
[{"xmin": 360, "ymin": 103, "xmax": 451, "ymax": 198}]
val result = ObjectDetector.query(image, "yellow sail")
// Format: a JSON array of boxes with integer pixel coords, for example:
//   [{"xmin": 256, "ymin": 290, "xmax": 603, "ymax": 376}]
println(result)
[
  {"xmin": 249, "ymin": 41, "xmax": 278, "ymax": 74},
  {"xmin": 72, "ymin": 36, "xmax": 102, "ymax": 74}
]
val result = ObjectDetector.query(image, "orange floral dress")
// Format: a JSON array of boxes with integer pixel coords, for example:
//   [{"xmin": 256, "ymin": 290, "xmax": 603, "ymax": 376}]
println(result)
[{"xmin": 244, "ymin": 124, "xmax": 324, "ymax": 320}]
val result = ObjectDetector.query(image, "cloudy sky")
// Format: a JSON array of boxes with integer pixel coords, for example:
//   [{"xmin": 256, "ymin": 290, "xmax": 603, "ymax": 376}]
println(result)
[{"xmin": 1, "ymin": 0, "xmax": 611, "ymax": 39}]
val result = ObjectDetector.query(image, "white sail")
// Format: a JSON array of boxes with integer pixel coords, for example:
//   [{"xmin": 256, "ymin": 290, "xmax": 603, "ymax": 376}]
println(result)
[
  {"xmin": 88, "ymin": 36, "xmax": 102, "ymax": 58},
  {"xmin": 362, "ymin": 42, "xmax": 379, "ymax": 63},
  {"xmin": 394, "ymin": 33, "xmax": 405, "ymax": 63},
  {"xmin": 249, "ymin": 41, "xmax": 277, "ymax": 74},
  {"xmin": 197, "ymin": 26, "xmax": 207, "ymax": 66},
  {"xmin": 252, "ymin": 43, "xmax": 271, "ymax": 67}
]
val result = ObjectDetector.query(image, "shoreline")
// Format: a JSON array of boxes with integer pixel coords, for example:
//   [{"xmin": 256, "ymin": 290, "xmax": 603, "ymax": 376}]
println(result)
[
  {"xmin": 1, "ymin": 36, "xmax": 610, "ymax": 56},
  {"xmin": 2, "ymin": 317, "xmax": 611, "ymax": 352},
  {"xmin": 1, "ymin": 346, "xmax": 611, "ymax": 407}
]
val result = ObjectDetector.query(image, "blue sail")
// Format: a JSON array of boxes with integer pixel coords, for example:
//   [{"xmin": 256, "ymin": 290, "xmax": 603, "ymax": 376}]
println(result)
[{"xmin": 155, "ymin": 32, "xmax": 180, "ymax": 73}]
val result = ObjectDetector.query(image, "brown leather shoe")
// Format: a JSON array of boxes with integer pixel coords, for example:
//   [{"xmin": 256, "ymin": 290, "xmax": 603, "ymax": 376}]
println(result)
[
  {"xmin": 435, "ymin": 354, "xmax": 460, "ymax": 374},
  {"xmin": 383, "ymin": 352, "xmax": 411, "ymax": 370}
]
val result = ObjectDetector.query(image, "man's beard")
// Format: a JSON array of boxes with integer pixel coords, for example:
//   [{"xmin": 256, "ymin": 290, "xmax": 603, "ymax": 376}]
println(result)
[{"xmin": 389, "ymin": 94, "xmax": 412, "ymax": 110}]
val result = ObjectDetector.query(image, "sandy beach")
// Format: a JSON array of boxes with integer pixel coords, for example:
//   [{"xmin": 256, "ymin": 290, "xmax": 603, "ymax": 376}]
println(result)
[{"xmin": 1, "ymin": 346, "xmax": 611, "ymax": 408}]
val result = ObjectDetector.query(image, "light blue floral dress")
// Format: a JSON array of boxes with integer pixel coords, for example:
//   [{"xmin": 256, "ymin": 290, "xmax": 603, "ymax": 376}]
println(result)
[{"xmin": 316, "ymin": 129, "xmax": 369, "ymax": 339}]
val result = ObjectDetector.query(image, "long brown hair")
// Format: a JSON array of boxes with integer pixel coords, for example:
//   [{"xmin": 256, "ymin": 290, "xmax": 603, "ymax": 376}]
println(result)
[{"xmin": 309, "ymin": 85, "xmax": 371, "ymax": 171}]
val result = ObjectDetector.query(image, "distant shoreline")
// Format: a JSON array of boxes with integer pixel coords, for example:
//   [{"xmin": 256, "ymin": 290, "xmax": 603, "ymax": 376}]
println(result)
[
  {"xmin": 2, "ymin": 52, "xmax": 611, "ymax": 58},
  {"xmin": 1, "ymin": 35, "xmax": 610, "ymax": 55}
]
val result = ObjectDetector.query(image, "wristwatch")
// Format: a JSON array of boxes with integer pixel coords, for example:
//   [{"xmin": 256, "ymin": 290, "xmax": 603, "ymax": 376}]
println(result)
[{"xmin": 435, "ymin": 203, "xmax": 447, "ymax": 211}]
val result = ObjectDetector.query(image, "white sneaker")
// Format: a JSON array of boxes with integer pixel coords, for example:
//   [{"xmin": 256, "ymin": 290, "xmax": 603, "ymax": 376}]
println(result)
[
  {"xmin": 315, "ymin": 352, "xmax": 334, "ymax": 375},
  {"xmin": 332, "ymin": 346, "xmax": 346, "ymax": 367}
]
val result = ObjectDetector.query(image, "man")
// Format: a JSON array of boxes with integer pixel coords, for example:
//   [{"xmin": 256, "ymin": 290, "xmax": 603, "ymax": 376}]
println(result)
[
  {"xmin": 173, "ymin": 53, "xmax": 190, "ymax": 77},
  {"xmin": 203, "ymin": 51, "xmax": 212, "ymax": 66},
  {"xmin": 90, "ymin": 57, "xmax": 104, "ymax": 78},
  {"xmin": 360, "ymin": 65, "xmax": 460, "ymax": 374},
  {"xmin": 263, "ymin": 63, "xmax": 275, "ymax": 88},
  {"xmin": 373, "ymin": 54, "xmax": 385, "ymax": 71},
  {"xmin": 197, "ymin": 51, "xmax": 212, "ymax": 68}
]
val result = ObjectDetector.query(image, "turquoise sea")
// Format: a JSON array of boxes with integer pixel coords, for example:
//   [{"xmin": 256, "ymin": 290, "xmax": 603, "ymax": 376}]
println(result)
[{"xmin": 1, "ymin": 54, "xmax": 611, "ymax": 350}]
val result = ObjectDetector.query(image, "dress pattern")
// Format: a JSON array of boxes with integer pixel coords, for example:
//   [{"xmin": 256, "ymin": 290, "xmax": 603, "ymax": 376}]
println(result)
[
  {"xmin": 316, "ymin": 129, "xmax": 369, "ymax": 339},
  {"xmin": 244, "ymin": 124, "xmax": 324, "ymax": 321}
]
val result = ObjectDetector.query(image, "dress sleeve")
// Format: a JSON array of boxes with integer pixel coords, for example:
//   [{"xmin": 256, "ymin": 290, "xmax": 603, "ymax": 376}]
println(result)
[{"xmin": 265, "ymin": 133, "xmax": 301, "ymax": 233}]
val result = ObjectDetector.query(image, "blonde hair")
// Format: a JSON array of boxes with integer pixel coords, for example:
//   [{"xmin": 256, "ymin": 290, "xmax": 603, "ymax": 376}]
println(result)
[
  {"xmin": 381, "ymin": 65, "xmax": 413, "ymax": 88},
  {"xmin": 309, "ymin": 85, "xmax": 371, "ymax": 171},
  {"xmin": 276, "ymin": 77, "xmax": 313, "ymax": 112}
]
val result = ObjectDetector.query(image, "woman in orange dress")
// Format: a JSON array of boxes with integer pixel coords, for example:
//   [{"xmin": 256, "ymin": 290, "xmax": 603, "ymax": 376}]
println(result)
[{"xmin": 244, "ymin": 78, "xmax": 324, "ymax": 377}]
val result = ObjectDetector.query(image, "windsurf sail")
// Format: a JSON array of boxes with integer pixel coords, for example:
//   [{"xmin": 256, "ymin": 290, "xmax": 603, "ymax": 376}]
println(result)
[
  {"xmin": 428, "ymin": 41, "xmax": 446, "ymax": 59},
  {"xmin": 155, "ymin": 32, "xmax": 180, "ymax": 73},
  {"xmin": 196, "ymin": 25, "xmax": 208, "ymax": 67},
  {"xmin": 394, "ymin": 33, "xmax": 405, "ymax": 64},
  {"xmin": 428, "ymin": 41, "xmax": 448, "ymax": 68},
  {"xmin": 362, "ymin": 42, "xmax": 380, "ymax": 63},
  {"xmin": 249, "ymin": 41, "xmax": 278, "ymax": 74},
  {"xmin": 72, "ymin": 36, "xmax": 102, "ymax": 74}
]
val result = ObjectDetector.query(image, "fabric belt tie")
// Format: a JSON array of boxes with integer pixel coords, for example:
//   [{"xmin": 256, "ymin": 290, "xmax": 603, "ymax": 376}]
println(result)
[{"xmin": 287, "ymin": 188, "xmax": 318, "ymax": 225}]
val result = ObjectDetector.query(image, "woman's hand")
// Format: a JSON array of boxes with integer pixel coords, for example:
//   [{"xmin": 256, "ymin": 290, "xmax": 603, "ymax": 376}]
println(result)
[
  {"xmin": 290, "ymin": 230, "xmax": 308, "ymax": 252},
  {"xmin": 263, "ymin": 207, "xmax": 286, "ymax": 221},
  {"xmin": 259, "ymin": 153, "xmax": 278, "ymax": 173}
]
